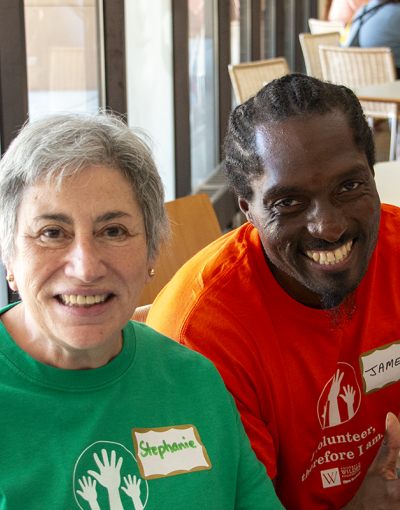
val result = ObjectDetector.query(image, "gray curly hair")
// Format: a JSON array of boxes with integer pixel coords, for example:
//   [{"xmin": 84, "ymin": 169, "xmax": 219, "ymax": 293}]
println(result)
[{"xmin": 0, "ymin": 111, "xmax": 170, "ymax": 263}]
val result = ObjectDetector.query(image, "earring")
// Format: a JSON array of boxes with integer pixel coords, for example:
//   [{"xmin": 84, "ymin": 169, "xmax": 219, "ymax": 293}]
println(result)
[
  {"xmin": 7, "ymin": 274, "xmax": 14, "ymax": 282},
  {"xmin": 149, "ymin": 269, "xmax": 155, "ymax": 277}
]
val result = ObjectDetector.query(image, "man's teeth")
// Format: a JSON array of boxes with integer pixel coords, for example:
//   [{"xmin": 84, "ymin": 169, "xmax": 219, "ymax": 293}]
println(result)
[
  {"xmin": 306, "ymin": 241, "xmax": 353, "ymax": 266},
  {"xmin": 60, "ymin": 294, "xmax": 109, "ymax": 306}
]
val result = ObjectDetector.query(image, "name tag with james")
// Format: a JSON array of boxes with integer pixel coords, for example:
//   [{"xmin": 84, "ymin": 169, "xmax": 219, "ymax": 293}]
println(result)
[
  {"xmin": 360, "ymin": 341, "xmax": 400, "ymax": 394},
  {"xmin": 132, "ymin": 424, "xmax": 211, "ymax": 480}
]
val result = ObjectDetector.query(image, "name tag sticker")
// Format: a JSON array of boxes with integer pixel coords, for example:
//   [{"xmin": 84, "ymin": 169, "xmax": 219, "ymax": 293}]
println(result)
[
  {"xmin": 132, "ymin": 424, "xmax": 212, "ymax": 480},
  {"xmin": 360, "ymin": 340, "xmax": 400, "ymax": 395}
]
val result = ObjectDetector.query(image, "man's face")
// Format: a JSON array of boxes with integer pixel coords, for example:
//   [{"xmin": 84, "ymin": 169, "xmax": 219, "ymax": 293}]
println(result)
[{"xmin": 239, "ymin": 112, "xmax": 381, "ymax": 309}]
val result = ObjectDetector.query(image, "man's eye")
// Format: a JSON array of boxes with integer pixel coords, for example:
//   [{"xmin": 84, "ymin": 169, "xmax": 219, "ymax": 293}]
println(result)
[
  {"xmin": 275, "ymin": 198, "xmax": 302, "ymax": 208},
  {"xmin": 341, "ymin": 182, "xmax": 360, "ymax": 192}
]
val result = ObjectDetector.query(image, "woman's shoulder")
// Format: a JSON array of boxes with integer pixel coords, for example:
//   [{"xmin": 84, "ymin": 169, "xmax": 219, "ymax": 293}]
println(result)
[
  {"xmin": 128, "ymin": 320, "xmax": 223, "ymax": 377},
  {"xmin": 126, "ymin": 320, "xmax": 234, "ymax": 410}
]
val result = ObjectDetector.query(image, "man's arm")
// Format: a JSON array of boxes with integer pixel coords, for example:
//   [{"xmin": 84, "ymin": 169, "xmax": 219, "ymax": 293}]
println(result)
[
  {"xmin": 342, "ymin": 412, "xmax": 400, "ymax": 509},
  {"xmin": 230, "ymin": 395, "xmax": 284, "ymax": 510},
  {"xmin": 148, "ymin": 289, "xmax": 280, "ymax": 479}
]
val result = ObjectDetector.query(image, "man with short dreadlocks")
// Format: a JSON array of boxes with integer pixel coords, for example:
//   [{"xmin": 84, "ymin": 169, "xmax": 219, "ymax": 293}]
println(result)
[{"xmin": 148, "ymin": 74, "xmax": 400, "ymax": 509}]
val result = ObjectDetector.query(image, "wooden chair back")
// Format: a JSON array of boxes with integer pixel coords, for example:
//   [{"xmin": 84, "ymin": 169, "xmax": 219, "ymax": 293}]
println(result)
[
  {"xmin": 228, "ymin": 57, "xmax": 290, "ymax": 104},
  {"xmin": 299, "ymin": 32, "xmax": 340, "ymax": 79},
  {"xmin": 319, "ymin": 45, "xmax": 398, "ymax": 160},
  {"xmin": 319, "ymin": 45, "xmax": 397, "ymax": 89},
  {"xmin": 308, "ymin": 18, "xmax": 345, "ymax": 36},
  {"xmin": 137, "ymin": 193, "xmax": 222, "ymax": 307}
]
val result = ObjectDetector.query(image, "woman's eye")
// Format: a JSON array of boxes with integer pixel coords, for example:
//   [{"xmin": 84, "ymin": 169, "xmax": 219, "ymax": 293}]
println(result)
[
  {"xmin": 275, "ymin": 198, "xmax": 302, "ymax": 208},
  {"xmin": 341, "ymin": 182, "xmax": 360, "ymax": 192},
  {"xmin": 103, "ymin": 226, "xmax": 127, "ymax": 237},
  {"xmin": 41, "ymin": 228, "xmax": 63, "ymax": 239}
]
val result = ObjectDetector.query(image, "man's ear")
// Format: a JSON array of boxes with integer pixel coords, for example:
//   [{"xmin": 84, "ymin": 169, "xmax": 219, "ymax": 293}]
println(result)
[
  {"xmin": 238, "ymin": 198, "xmax": 255, "ymax": 225},
  {"xmin": 370, "ymin": 164, "xmax": 375, "ymax": 178}
]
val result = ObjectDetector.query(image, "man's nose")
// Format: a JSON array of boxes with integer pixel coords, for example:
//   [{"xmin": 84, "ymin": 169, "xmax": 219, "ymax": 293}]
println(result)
[
  {"xmin": 64, "ymin": 236, "xmax": 107, "ymax": 283},
  {"xmin": 306, "ymin": 202, "xmax": 347, "ymax": 243}
]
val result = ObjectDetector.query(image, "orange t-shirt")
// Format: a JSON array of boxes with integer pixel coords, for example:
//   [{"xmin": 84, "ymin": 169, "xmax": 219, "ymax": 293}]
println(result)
[{"xmin": 148, "ymin": 204, "xmax": 400, "ymax": 509}]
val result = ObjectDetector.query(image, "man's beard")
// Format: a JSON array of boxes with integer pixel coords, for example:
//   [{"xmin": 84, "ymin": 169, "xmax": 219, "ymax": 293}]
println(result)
[
  {"xmin": 294, "ymin": 263, "xmax": 360, "ymax": 328},
  {"xmin": 321, "ymin": 288, "xmax": 358, "ymax": 329}
]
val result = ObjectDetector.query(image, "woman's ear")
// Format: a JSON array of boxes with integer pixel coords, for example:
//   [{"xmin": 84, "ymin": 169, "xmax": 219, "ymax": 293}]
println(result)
[
  {"xmin": 145, "ymin": 259, "xmax": 157, "ymax": 286},
  {"xmin": 238, "ymin": 198, "xmax": 255, "ymax": 225},
  {"xmin": 2, "ymin": 254, "xmax": 18, "ymax": 292}
]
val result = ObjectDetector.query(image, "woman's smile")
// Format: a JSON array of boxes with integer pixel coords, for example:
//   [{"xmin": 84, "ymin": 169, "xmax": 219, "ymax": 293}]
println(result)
[{"xmin": 57, "ymin": 293, "xmax": 110, "ymax": 306}]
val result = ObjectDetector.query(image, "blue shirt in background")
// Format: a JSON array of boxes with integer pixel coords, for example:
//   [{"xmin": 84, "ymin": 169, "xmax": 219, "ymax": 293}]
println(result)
[{"xmin": 344, "ymin": 0, "xmax": 400, "ymax": 69}]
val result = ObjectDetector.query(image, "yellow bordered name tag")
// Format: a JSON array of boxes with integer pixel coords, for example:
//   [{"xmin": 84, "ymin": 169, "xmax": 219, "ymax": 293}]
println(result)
[
  {"xmin": 132, "ymin": 424, "xmax": 212, "ymax": 480},
  {"xmin": 359, "ymin": 340, "xmax": 400, "ymax": 395}
]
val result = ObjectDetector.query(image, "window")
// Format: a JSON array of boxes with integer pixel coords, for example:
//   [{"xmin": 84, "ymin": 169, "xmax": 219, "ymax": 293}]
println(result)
[
  {"xmin": 188, "ymin": 0, "xmax": 219, "ymax": 190},
  {"xmin": 24, "ymin": 0, "xmax": 104, "ymax": 121},
  {"xmin": 124, "ymin": 0, "xmax": 175, "ymax": 201}
]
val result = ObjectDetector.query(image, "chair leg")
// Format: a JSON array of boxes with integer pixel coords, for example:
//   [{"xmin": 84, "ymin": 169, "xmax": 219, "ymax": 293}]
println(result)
[{"xmin": 389, "ymin": 117, "xmax": 397, "ymax": 161}]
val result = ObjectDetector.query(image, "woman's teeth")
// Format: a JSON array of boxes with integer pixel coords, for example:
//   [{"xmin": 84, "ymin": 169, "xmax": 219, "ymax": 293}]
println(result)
[
  {"xmin": 306, "ymin": 241, "xmax": 353, "ymax": 266},
  {"xmin": 59, "ymin": 294, "xmax": 109, "ymax": 306}
]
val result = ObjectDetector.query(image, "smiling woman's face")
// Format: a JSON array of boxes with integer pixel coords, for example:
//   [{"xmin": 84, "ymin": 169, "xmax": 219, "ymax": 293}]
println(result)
[{"xmin": 5, "ymin": 165, "xmax": 154, "ymax": 368}]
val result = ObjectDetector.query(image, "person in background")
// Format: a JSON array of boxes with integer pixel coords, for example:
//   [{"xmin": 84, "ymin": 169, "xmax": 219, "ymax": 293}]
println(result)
[
  {"xmin": 324, "ymin": 0, "xmax": 366, "ymax": 23},
  {"xmin": 343, "ymin": 0, "xmax": 400, "ymax": 78},
  {"xmin": 147, "ymin": 74, "xmax": 400, "ymax": 510},
  {"xmin": 0, "ymin": 112, "xmax": 284, "ymax": 510}
]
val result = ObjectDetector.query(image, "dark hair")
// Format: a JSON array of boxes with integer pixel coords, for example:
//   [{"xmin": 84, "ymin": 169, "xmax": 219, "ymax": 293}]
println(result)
[{"xmin": 223, "ymin": 73, "xmax": 375, "ymax": 201}]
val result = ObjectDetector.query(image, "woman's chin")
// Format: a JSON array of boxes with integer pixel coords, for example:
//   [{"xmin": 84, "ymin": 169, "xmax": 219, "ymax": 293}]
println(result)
[
  {"xmin": 43, "ymin": 324, "xmax": 123, "ymax": 369},
  {"xmin": 37, "ymin": 298, "xmax": 126, "ymax": 360}
]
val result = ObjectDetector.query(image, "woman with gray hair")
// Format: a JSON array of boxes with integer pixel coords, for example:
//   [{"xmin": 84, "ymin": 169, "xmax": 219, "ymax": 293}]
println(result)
[{"xmin": 0, "ymin": 112, "xmax": 282, "ymax": 510}]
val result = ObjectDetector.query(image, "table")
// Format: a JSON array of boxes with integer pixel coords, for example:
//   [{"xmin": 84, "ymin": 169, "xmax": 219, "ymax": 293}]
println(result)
[
  {"xmin": 374, "ymin": 161, "xmax": 400, "ymax": 207},
  {"xmin": 355, "ymin": 82, "xmax": 400, "ymax": 162},
  {"xmin": 354, "ymin": 81, "xmax": 400, "ymax": 104}
]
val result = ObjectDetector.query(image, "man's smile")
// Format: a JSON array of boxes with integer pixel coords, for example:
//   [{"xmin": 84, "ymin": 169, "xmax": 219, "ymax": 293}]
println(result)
[{"xmin": 305, "ymin": 241, "xmax": 353, "ymax": 266}]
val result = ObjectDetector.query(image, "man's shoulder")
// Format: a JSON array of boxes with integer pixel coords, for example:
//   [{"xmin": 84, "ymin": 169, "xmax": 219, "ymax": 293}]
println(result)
[
  {"xmin": 191, "ymin": 221, "xmax": 257, "ymax": 264},
  {"xmin": 156, "ymin": 222, "xmax": 259, "ymax": 295},
  {"xmin": 147, "ymin": 222, "xmax": 263, "ymax": 335},
  {"xmin": 130, "ymin": 320, "xmax": 229, "ymax": 386}
]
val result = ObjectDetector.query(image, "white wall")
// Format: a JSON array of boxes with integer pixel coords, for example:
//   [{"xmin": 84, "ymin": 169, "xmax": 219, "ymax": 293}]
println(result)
[
  {"xmin": 318, "ymin": 0, "xmax": 325, "ymax": 19},
  {"xmin": 0, "ymin": 261, "xmax": 8, "ymax": 308},
  {"xmin": 125, "ymin": 0, "xmax": 175, "ymax": 201}
]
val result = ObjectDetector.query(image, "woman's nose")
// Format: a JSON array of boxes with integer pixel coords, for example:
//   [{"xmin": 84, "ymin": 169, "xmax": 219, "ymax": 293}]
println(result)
[
  {"xmin": 306, "ymin": 203, "xmax": 347, "ymax": 243},
  {"xmin": 64, "ymin": 236, "xmax": 107, "ymax": 282}
]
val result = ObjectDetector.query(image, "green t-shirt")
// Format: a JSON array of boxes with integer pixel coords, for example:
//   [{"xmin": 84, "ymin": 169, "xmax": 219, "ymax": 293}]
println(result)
[{"xmin": 0, "ymin": 304, "xmax": 282, "ymax": 509}]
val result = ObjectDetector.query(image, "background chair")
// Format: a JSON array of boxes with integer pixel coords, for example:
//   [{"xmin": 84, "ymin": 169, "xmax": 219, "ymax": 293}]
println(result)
[
  {"xmin": 133, "ymin": 193, "xmax": 222, "ymax": 321},
  {"xmin": 374, "ymin": 161, "xmax": 400, "ymax": 207},
  {"xmin": 228, "ymin": 57, "xmax": 290, "ymax": 104},
  {"xmin": 319, "ymin": 45, "xmax": 398, "ymax": 161},
  {"xmin": 299, "ymin": 32, "xmax": 340, "ymax": 79},
  {"xmin": 308, "ymin": 18, "xmax": 345, "ymax": 36}
]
